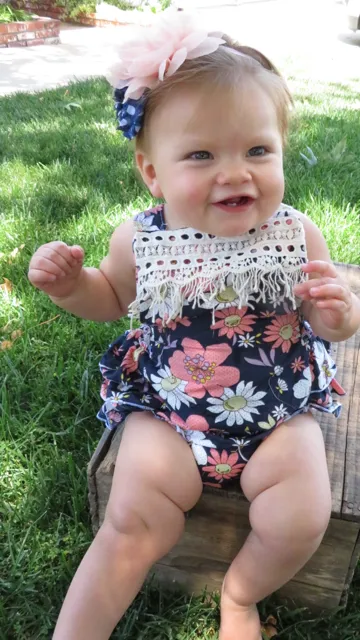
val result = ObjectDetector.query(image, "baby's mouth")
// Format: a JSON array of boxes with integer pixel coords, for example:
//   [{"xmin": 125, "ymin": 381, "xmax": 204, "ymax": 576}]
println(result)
[{"xmin": 215, "ymin": 196, "xmax": 255, "ymax": 208}]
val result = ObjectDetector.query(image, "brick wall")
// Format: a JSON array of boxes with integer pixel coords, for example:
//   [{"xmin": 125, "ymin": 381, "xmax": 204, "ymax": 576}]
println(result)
[
  {"xmin": 0, "ymin": 17, "xmax": 60, "ymax": 47},
  {"xmin": 11, "ymin": 1, "xmax": 65, "ymax": 20}
]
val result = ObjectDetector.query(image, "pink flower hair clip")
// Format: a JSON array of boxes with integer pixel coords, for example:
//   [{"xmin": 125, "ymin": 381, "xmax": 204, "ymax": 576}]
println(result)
[{"xmin": 108, "ymin": 9, "xmax": 225, "ymax": 140}]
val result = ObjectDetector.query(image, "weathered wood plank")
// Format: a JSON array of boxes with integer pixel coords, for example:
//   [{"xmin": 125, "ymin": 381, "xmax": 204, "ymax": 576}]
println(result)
[
  {"xmin": 341, "ymin": 528, "xmax": 360, "ymax": 605},
  {"xmin": 317, "ymin": 263, "xmax": 360, "ymax": 519},
  {"xmin": 336, "ymin": 264, "xmax": 360, "ymax": 521},
  {"xmin": 150, "ymin": 564, "xmax": 344, "ymax": 612},
  {"xmin": 161, "ymin": 498, "xmax": 359, "ymax": 592}
]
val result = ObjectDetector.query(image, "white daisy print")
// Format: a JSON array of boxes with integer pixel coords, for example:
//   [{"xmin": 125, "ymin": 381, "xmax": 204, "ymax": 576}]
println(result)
[
  {"xmin": 182, "ymin": 430, "xmax": 215, "ymax": 465},
  {"xmin": 104, "ymin": 392, "xmax": 127, "ymax": 412},
  {"xmin": 238, "ymin": 333, "xmax": 256, "ymax": 348},
  {"xmin": 230, "ymin": 437, "xmax": 252, "ymax": 461},
  {"xmin": 272, "ymin": 404, "xmax": 289, "ymax": 420},
  {"xmin": 151, "ymin": 365, "xmax": 196, "ymax": 410},
  {"xmin": 207, "ymin": 381, "xmax": 266, "ymax": 426}
]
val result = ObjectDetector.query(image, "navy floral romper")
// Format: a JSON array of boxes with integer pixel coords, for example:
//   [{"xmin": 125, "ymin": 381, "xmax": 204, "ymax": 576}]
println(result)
[{"xmin": 97, "ymin": 204, "xmax": 344, "ymax": 488}]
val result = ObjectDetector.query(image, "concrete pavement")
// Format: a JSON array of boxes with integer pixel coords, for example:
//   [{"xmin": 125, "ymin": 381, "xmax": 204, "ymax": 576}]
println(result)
[{"xmin": 0, "ymin": 0, "xmax": 359, "ymax": 96}]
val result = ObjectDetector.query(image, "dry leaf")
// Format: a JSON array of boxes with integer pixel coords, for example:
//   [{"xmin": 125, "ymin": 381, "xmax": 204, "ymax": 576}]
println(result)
[
  {"xmin": 11, "ymin": 329, "xmax": 23, "ymax": 340},
  {"xmin": 261, "ymin": 615, "xmax": 278, "ymax": 639},
  {"xmin": 0, "ymin": 278, "xmax": 13, "ymax": 294},
  {"xmin": 0, "ymin": 340, "xmax": 13, "ymax": 351}
]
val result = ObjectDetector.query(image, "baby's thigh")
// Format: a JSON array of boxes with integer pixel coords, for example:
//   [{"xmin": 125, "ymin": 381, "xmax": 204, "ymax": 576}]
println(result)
[
  {"xmin": 106, "ymin": 413, "xmax": 202, "ymax": 531},
  {"xmin": 241, "ymin": 413, "xmax": 331, "ymax": 510}
]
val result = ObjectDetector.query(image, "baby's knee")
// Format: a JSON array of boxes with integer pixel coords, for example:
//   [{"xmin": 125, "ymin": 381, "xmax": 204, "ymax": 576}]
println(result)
[
  {"xmin": 100, "ymin": 506, "xmax": 153, "ymax": 561},
  {"xmin": 102, "ymin": 496, "xmax": 185, "ymax": 563},
  {"xmin": 250, "ymin": 475, "xmax": 332, "ymax": 548}
]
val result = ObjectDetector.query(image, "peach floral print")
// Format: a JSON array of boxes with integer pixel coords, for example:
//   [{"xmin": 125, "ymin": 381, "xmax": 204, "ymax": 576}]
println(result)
[
  {"xmin": 169, "ymin": 411, "xmax": 209, "ymax": 432},
  {"xmin": 290, "ymin": 356, "xmax": 306, "ymax": 373},
  {"xmin": 211, "ymin": 306, "xmax": 257, "ymax": 340},
  {"xmin": 156, "ymin": 411, "xmax": 209, "ymax": 432},
  {"xmin": 155, "ymin": 314, "xmax": 191, "ymax": 333},
  {"xmin": 169, "ymin": 338, "xmax": 239, "ymax": 399},
  {"xmin": 202, "ymin": 449, "xmax": 245, "ymax": 482},
  {"xmin": 125, "ymin": 328, "xmax": 143, "ymax": 341},
  {"xmin": 122, "ymin": 345, "xmax": 145, "ymax": 374},
  {"xmin": 263, "ymin": 312, "xmax": 300, "ymax": 353}
]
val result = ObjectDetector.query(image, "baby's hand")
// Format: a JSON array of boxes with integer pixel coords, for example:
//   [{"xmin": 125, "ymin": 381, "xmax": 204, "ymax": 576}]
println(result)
[
  {"xmin": 294, "ymin": 260, "xmax": 353, "ymax": 331},
  {"xmin": 28, "ymin": 241, "xmax": 84, "ymax": 299}
]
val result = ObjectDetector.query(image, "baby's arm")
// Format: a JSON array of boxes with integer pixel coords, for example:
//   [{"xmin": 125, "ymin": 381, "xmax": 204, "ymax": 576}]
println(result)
[
  {"xmin": 293, "ymin": 214, "xmax": 360, "ymax": 342},
  {"xmin": 28, "ymin": 219, "xmax": 136, "ymax": 322}
]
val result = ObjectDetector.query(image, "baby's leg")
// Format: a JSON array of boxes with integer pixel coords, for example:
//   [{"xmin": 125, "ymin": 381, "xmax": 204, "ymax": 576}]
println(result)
[
  {"xmin": 220, "ymin": 413, "xmax": 332, "ymax": 640},
  {"xmin": 53, "ymin": 414, "xmax": 202, "ymax": 640}
]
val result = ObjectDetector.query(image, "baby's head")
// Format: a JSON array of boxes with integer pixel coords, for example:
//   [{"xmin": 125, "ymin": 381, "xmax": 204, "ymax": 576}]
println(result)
[{"xmin": 110, "ymin": 11, "xmax": 292, "ymax": 237}]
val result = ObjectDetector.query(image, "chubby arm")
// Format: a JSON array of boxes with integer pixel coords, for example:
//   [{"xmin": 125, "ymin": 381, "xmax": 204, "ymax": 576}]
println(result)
[
  {"xmin": 49, "ymin": 220, "xmax": 136, "ymax": 321},
  {"xmin": 293, "ymin": 213, "xmax": 360, "ymax": 342}
]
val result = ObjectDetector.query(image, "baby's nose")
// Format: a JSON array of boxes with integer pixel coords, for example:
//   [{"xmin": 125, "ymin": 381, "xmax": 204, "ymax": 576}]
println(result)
[{"xmin": 216, "ymin": 161, "xmax": 251, "ymax": 185}]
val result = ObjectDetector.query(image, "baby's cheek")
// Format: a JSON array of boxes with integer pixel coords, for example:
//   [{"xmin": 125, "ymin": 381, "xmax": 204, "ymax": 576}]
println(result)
[{"xmin": 179, "ymin": 177, "xmax": 207, "ymax": 205}]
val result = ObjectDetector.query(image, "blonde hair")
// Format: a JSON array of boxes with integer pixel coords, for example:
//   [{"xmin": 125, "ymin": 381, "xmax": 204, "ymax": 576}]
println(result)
[{"xmin": 136, "ymin": 35, "xmax": 292, "ymax": 150}]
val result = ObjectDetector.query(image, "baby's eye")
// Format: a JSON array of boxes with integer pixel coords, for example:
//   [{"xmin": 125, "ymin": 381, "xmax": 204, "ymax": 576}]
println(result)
[
  {"xmin": 247, "ymin": 146, "xmax": 267, "ymax": 157},
  {"xmin": 188, "ymin": 151, "xmax": 213, "ymax": 160}
]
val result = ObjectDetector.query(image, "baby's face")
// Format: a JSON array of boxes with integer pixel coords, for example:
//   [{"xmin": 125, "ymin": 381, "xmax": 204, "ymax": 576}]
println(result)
[{"xmin": 138, "ymin": 80, "xmax": 285, "ymax": 237}]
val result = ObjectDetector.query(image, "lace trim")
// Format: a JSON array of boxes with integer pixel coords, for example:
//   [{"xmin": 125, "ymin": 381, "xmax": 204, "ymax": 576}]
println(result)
[{"xmin": 129, "ymin": 210, "xmax": 307, "ymax": 321}]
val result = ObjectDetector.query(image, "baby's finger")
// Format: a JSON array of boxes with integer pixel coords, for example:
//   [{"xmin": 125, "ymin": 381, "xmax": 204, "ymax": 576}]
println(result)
[
  {"xmin": 42, "ymin": 242, "xmax": 78, "ymax": 269},
  {"xmin": 39, "ymin": 247, "xmax": 76, "ymax": 274},
  {"xmin": 301, "ymin": 261, "xmax": 338, "ymax": 279},
  {"xmin": 28, "ymin": 268, "xmax": 57, "ymax": 285},
  {"xmin": 309, "ymin": 284, "xmax": 350, "ymax": 302},
  {"xmin": 294, "ymin": 277, "xmax": 336, "ymax": 298},
  {"xmin": 315, "ymin": 299, "xmax": 348, "ymax": 312},
  {"xmin": 69, "ymin": 245, "xmax": 84, "ymax": 261},
  {"xmin": 29, "ymin": 256, "xmax": 67, "ymax": 279}
]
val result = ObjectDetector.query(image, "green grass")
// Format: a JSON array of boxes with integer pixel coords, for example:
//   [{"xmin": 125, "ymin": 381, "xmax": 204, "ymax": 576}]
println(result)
[{"xmin": 0, "ymin": 76, "xmax": 359, "ymax": 639}]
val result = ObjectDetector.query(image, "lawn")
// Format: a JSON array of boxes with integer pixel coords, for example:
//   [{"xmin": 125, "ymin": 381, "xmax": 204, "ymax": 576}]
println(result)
[{"xmin": 0, "ymin": 75, "xmax": 359, "ymax": 639}]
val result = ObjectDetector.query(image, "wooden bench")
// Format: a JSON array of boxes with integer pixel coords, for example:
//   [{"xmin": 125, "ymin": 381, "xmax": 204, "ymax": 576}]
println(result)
[{"xmin": 88, "ymin": 263, "xmax": 360, "ymax": 612}]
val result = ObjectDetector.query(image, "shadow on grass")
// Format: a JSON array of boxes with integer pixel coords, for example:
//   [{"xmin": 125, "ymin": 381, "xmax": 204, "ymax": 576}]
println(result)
[{"xmin": 0, "ymin": 78, "xmax": 145, "ymax": 224}]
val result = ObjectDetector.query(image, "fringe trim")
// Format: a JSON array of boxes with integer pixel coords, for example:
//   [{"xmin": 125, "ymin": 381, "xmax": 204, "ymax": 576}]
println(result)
[{"xmin": 129, "ymin": 256, "xmax": 307, "ymax": 323}]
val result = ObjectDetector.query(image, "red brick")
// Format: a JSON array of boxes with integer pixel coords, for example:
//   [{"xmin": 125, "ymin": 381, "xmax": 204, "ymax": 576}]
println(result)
[
  {"xmin": 0, "ymin": 23, "xmax": 9, "ymax": 34},
  {"xmin": 17, "ymin": 31, "xmax": 35, "ymax": 41},
  {"xmin": 44, "ymin": 20, "xmax": 59, "ymax": 28},
  {"xmin": 35, "ymin": 28, "xmax": 56, "ymax": 38},
  {"xmin": 30, "ymin": 38, "xmax": 45, "ymax": 46},
  {"xmin": 7, "ymin": 22, "xmax": 29, "ymax": 33},
  {"xmin": 9, "ymin": 40, "xmax": 28, "ymax": 47},
  {"xmin": 27, "ymin": 20, "xmax": 48, "ymax": 31},
  {"xmin": 0, "ymin": 33, "xmax": 17, "ymax": 44},
  {"xmin": 44, "ymin": 36, "xmax": 60, "ymax": 45}
]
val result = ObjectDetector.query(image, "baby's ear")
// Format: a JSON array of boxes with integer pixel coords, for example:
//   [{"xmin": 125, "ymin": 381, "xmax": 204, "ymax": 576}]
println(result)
[{"xmin": 135, "ymin": 151, "xmax": 163, "ymax": 198}]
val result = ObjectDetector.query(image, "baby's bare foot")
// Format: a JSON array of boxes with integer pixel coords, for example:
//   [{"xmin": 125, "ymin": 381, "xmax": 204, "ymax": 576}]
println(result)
[{"xmin": 220, "ymin": 590, "xmax": 261, "ymax": 640}]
